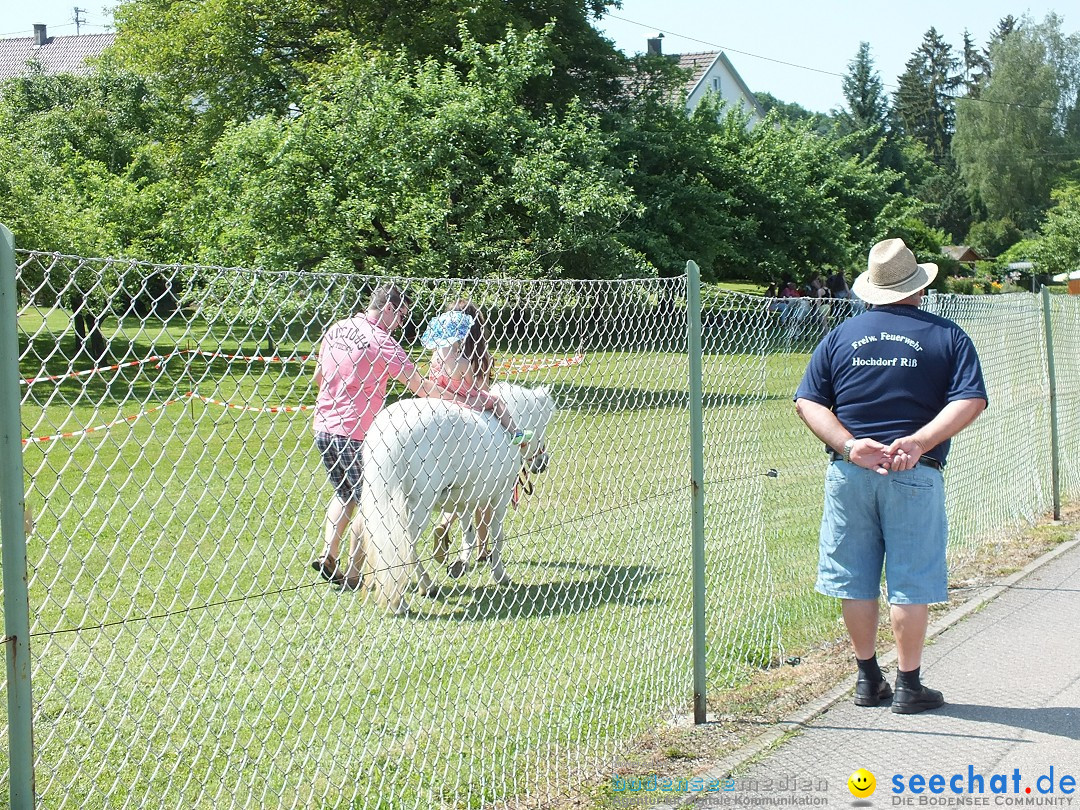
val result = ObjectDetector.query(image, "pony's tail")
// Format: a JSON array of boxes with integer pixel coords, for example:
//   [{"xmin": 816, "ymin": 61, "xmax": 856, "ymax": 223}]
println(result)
[{"xmin": 361, "ymin": 473, "xmax": 414, "ymax": 615}]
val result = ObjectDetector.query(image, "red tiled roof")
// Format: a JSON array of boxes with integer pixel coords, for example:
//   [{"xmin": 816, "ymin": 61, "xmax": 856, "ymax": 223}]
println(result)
[
  {"xmin": 0, "ymin": 32, "xmax": 115, "ymax": 80},
  {"xmin": 941, "ymin": 245, "xmax": 983, "ymax": 263},
  {"xmin": 675, "ymin": 52, "xmax": 721, "ymax": 94}
]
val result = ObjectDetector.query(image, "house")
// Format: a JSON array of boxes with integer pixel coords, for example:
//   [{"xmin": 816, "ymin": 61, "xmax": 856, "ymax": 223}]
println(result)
[
  {"xmin": 941, "ymin": 245, "xmax": 983, "ymax": 268},
  {"xmin": 646, "ymin": 34, "xmax": 767, "ymax": 127},
  {"xmin": 0, "ymin": 24, "xmax": 115, "ymax": 81}
]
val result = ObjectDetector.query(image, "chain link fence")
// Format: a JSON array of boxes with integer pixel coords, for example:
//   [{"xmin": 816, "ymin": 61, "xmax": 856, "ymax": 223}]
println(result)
[{"xmin": 2, "ymin": 250, "xmax": 1078, "ymax": 808}]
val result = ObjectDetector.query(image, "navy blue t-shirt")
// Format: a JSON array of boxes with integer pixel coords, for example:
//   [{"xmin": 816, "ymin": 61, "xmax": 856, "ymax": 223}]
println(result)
[{"xmin": 795, "ymin": 305, "xmax": 988, "ymax": 466}]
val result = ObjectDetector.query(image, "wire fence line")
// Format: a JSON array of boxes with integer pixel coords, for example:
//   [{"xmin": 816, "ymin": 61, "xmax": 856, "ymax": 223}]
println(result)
[{"xmin": 1, "ymin": 249, "xmax": 1077, "ymax": 809}]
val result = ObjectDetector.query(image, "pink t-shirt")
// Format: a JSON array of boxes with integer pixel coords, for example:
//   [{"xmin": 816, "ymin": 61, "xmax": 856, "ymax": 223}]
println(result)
[{"xmin": 313, "ymin": 315, "xmax": 415, "ymax": 441}]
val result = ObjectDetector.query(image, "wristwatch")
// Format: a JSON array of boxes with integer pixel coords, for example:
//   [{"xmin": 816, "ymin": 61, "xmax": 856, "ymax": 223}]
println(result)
[{"xmin": 842, "ymin": 438, "xmax": 856, "ymax": 463}]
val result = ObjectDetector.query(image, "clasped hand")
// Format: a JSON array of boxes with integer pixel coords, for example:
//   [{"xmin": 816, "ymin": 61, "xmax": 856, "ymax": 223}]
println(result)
[{"xmin": 849, "ymin": 437, "xmax": 925, "ymax": 475}]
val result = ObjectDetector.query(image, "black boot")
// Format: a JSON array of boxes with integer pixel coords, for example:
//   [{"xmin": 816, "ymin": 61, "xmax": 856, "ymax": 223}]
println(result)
[
  {"xmin": 853, "ymin": 655, "xmax": 892, "ymax": 707},
  {"xmin": 892, "ymin": 667, "xmax": 944, "ymax": 714}
]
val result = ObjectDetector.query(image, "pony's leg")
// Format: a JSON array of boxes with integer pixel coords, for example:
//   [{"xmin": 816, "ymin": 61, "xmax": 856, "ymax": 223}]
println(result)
[
  {"xmin": 408, "ymin": 499, "xmax": 440, "ymax": 599},
  {"xmin": 475, "ymin": 505, "xmax": 493, "ymax": 562},
  {"xmin": 486, "ymin": 506, "xmax": 511, "ymax": 585},
  {"xmin": 433, "ymin": 511, "xmax": 456, "ymax": 564},
  {"xmin": 448, "ymin": 512, "xmax": 475, "ymax": 579},
  {"xmin": 355, "ymin": 518, "xmax": 376, "ymax": 592}
]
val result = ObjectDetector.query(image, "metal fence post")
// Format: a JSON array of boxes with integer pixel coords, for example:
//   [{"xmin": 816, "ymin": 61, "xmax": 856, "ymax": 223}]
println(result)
[
  {"xmin": 1041, "ymin": 286, "xmax": 1061, "ymax": 521},
  {"xmin": 0, "ymin": 225, "xmax": 35, "ymax": 807},
  {"xmin": 686, "ymin": 260, "xmax": 707, "ymax": 724}
]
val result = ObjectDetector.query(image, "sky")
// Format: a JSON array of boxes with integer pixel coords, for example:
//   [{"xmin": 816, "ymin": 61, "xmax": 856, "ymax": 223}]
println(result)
[
  {"xmin": 594, "ymin": 1, "xmax": 1070, "ymax": 112},
  {"xmin": 2, "ymin": 1, "xmax": 1072, "ymax": 113}
]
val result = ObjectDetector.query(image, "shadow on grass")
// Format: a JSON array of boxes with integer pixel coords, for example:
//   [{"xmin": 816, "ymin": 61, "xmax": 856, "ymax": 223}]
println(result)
[
  {"xmin": 548, "ymin": 383, "xmax": 793, "ymax": 412},
  {"xmin": 419, "ymin": 561, "xmax": 660, "ymax": 621}
]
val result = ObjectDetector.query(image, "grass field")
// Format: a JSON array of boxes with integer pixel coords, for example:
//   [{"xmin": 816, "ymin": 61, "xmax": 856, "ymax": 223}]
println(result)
[
  {"xmin": 8, "ymin": 300, "xmax": 842, "ymax": 809},
  {"xmin": 10, "ymin": 287, "xmax": 1074, "ymax": 809}
]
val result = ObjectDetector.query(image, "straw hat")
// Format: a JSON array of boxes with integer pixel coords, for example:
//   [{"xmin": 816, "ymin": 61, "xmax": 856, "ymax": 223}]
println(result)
[{"xmin": 853, "ymin": 239, "xmax": 938, "ymax": 305}]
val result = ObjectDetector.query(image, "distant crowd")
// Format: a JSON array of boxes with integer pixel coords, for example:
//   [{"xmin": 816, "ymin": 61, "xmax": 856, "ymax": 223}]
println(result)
[
  {"xmin": 765, "ymin": 269, "xmax": 855, "ymax": 302},
  {"xmin": 764, "ymin": 270, "xmax": 866, "ymax": 338}
]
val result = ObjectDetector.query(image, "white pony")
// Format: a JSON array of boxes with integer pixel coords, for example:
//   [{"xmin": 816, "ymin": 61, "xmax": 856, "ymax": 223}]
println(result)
[{"xmin": 356, "ymin": 383, "xmax": 555, "ymax": 614}]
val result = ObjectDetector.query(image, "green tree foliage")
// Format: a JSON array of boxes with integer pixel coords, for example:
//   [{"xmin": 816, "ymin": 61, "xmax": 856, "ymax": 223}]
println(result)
[
  {"xmin": 110, "ymin": 0, "xmax": 624, "ymax": 130},
  {"xmin": 601, "ymin": 58, "xmax": 751, "ymax": 280},
  {"xmin": 835, "ymin": 42, "xmax": 910, "ymax": 180},
  {"xmin": 953, "ymin": 14, "xmax": 1080, "ymax": 229},
  {"xmin": 194, "ymin": 28, "xmax": 640, "ymax": 279},
  {"xmin": 965, "ymin": 217, "xmax": 1024, "ymax": 258},
  {"xmin": 754, "ymin": 91, "xmax": 832, "ymax": 133},
  {"xmin": 1034, "ymin": 188, "xmax": 1080, "ymax": 277},
  {"xmin": 605, "ymin": 55, "xmax": 904, "ymax": 283},
  {"xmin": 961, "ymin": 30, "xmax": 990, "ymax": 98},
  {"xmin": 893, "ymin": 28, "xmax": 962, "ymax": 164},
  {"xmin": 0, "ymin": 64, "xmax": 197, "ymax": 262},
  {"xmin": 0, "ymin": 5, "xmax": 942, "ymax": 292},
  {"xmin": 840, "ymin": 43, "xmax": 888, "ymax": 135},
  {"xmin": 728, "ymin": 119, "xmax": 907, "ymax": 281},
  {"xmin": 0, "ymin": 66, "xmax": 197, "ymax": 356}
]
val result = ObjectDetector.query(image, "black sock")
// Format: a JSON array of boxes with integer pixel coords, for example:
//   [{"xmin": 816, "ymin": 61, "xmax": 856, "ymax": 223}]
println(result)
[
  {"xmin": 856, "ymin": 655, "xmax": 882, "ymax": 682},
  {"xmin": 896, "ymin": 667, "xmax": 921, "ymax": 690}
]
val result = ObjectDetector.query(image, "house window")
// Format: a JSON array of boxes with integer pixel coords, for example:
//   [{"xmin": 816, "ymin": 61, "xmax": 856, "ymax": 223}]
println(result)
[{"xmin": 712, "ymin": 77, "xmax": 721, "ymax": 93}]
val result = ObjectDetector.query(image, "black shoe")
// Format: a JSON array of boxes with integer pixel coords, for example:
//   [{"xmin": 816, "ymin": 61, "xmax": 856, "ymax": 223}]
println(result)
[
  {"xmin": 891, "ymin": 684, "xmax": 944, "ymax": 714},
  {"xmin": 311, "ymin": 556, "xmax": 343, "ymax": 585},
  {"xmin": 853, "ymin": 676, "xmax": 893, "ymax": 707}
]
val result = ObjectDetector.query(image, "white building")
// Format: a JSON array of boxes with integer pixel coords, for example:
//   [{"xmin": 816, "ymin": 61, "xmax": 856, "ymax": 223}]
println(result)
[{"xmin": 646, "ymin": 34, "xmax": 766, "ymax": 126}]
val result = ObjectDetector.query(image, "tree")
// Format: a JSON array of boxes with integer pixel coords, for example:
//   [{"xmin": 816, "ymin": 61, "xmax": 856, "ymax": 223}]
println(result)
[
  {"xmin": 841, "ymin": 43, "xmax": 888, "ymax": 134},
  {"xmin": 961, "ymin": 30, "xmax": 990, "ymax": 97},
  {"xmin": 754, "ymin": 91, "xmax": 832, "ymax": 133},
  {"xmin": 892, "ymin": 27, "xmax": 962, "ymax": 164},
  {"xmin": 194, "ymin": 28, "xmax": 640, "ymax": 280},
  {"xmin": 110, "ymin": 0, "xmax": 624, "ymax": 129},
  {"xmin": 834, "ymin": 41, "xmax": 910, "ymax": 177},
  {"xmin": 952, "ymin": 13, "xmax": 1080, "ymax": 228},
  {"xmin": 1034, "ymin": 188, "xmax": 1080, "ymax": 277},
  {"xmin": 709, "ymin": 117, "xmax": 908, "ymax": 282},
  {"xmin": 0, "ymin": 67, "xmax": 190, "ymax": 357},
  {"xmin": 990, "ymin": 15, "xmax": 1020, "ymax": 46},
  {"xmin": 602, "ymin": 55, "xmax": 905, "ymax": 282}
]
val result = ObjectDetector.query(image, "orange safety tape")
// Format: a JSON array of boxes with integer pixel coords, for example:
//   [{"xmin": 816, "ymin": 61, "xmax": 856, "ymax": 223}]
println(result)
[
  {"xmin": 21, "ymin": 396, "xmax": 188, "ymax": 444},
  {"xmin": 186, "ymin": 393, "xmax": 315, "ymax": 414},
  {"xmin": 19, "ymin": 352, "xmax": 184, "ymax": 386},
  {"xmin": 19, "ymin": 350, "xmax": 315, "ymax": 387},
  {"xmin": 21, "ymin": 350, "xmax": 573, "ymax": 388},
  {"xmin": 497, "ymin": 353, "xmax": 585, "ymax": 374},
  {"xmin": 22, "ymin": 389, "xmax": 315, "ymax": 444},
  {"xmin": 184, "ymin": 350, "xmax": 314, "ymax": 364}
]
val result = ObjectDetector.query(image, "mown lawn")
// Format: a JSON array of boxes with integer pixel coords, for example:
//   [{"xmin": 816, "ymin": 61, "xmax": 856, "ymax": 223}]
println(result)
[{"xmin": 13, "ymin": 303, "xmax": 838, "ymax": 810}]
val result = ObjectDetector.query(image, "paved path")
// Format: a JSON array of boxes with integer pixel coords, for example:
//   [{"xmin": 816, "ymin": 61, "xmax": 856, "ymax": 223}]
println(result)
[{"xmin": 669, "ymin": 538, "xmax": 1080, "ymax": 810}]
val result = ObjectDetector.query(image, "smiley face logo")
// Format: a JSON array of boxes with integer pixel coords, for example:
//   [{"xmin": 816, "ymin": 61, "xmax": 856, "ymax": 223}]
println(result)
[{"xmin": 848, "ymin": 768, "xmax": 876, "ymax": 798}]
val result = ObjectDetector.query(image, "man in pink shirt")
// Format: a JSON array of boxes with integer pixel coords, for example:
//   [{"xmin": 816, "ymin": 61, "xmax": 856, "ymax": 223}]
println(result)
[{"xmin": 311, "ymin": 284, "xmax": 509, "ymax": 586}]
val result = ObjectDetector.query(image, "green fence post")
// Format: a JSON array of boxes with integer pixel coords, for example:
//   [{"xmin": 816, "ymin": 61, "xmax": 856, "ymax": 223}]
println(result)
[
  {"xmin": 0, "ymin": 225, "xmax": 35, "ymax": 806},
  {"xmin": 686, "ymin": 260, "xmax": 708, "ymax": 724},
  {"xmin": 1041, "ymin": 286, "xmax": 1061, "ymax": 521}
]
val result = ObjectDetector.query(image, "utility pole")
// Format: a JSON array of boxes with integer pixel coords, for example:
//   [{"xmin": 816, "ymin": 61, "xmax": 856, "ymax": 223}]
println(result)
[{"xmin": 73, "ymin": 7, "xmax": 86, "ymax": 35}]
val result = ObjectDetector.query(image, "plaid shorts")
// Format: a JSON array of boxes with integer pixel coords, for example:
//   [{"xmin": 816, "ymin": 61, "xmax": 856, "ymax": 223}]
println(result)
[{"xmin": 315, "ymin": 432, "xmax": 364, "ymax": 503}]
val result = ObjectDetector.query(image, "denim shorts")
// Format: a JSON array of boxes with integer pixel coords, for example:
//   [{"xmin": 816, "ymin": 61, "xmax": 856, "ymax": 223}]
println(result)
[
  {"xmin": 815, "ymin": 460, "xmax": 948, "ymax": 604},
  {"xmin": 315, "ymin": 432, "xmax": 364, "ymax": 504}
]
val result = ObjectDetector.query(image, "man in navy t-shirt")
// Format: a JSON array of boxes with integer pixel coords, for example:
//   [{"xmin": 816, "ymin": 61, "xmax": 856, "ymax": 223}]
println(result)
[{"xmin": 795, "ymin": 238, "xmax": 987, "ymax": 715}]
